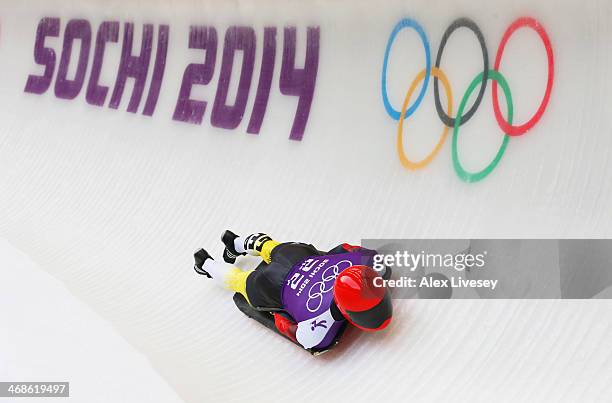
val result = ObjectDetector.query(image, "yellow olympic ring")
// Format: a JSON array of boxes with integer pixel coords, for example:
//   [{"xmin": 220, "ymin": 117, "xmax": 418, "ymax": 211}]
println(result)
[{"xmin": 396, "ymin": 67, "xmax": 453, "ymax": 170}]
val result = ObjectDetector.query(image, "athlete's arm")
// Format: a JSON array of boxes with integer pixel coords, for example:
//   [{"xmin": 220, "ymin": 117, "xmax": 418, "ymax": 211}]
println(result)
[
  {"xmin": 294, "ymin": 309, "xmax": 338, "ymax": 349},
  {"xmin": 274, "ymin": 310, "xmax": 339, "ymax": 350}
]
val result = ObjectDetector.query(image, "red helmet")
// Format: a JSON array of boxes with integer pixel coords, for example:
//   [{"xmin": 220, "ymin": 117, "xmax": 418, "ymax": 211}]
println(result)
[{"xmin": 333, "ymin": 265, "xmax": 392, "ymax": 331}]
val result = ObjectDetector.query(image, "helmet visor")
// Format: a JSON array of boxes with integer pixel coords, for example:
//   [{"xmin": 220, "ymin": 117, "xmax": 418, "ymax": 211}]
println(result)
[{"xmin": 345, "ymin": 291, "xmax": 392, "ymax": 330}]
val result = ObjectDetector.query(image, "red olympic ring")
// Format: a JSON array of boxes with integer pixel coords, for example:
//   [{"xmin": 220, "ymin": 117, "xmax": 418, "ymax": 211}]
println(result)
[{"xmin": 492, "ymin": 17, "xmax": 554, "ymax": 136}]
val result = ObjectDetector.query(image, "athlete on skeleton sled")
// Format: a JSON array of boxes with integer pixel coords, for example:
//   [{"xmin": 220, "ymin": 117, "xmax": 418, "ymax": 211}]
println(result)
[{"xmin": 193, "ymin": 231, "xmax": 393, "ymax": 355}]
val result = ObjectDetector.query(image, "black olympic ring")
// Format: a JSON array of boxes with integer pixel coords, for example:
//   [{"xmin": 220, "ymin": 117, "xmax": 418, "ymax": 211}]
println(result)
[{"xmin": 433, "ymin": 17, "xmax": 488, "ymax": 128}]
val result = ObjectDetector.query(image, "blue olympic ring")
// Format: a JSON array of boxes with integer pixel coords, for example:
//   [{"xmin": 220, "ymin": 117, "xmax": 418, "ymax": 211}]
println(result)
[{"xmin": 381, "ymin": 18, "xmax": 431, "ymax": 121}]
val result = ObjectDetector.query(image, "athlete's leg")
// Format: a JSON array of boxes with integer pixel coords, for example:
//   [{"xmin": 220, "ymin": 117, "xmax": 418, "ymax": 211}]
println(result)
[
  {"xmin": 222, "ymin": 231, "xmax": 280, "ymax": 264},
  {"xmin": 194, "ymin": 249, "xmax": 253, "ymax": 304}
]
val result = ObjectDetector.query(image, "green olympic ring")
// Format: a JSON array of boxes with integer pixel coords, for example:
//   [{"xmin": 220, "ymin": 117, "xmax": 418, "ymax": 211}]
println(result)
[{"xmin": 452, "ymin": 70, "xmax": 513, "ymax": 183}]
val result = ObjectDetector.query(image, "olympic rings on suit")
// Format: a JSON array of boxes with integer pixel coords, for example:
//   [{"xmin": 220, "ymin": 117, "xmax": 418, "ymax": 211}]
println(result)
[
  {"xmin": 306, "ymin": 260, "xmax": 352, "ymax": 313},
  {"xmin": 382, "ymin": 16, "xmax": 554, "ymax": 182}
]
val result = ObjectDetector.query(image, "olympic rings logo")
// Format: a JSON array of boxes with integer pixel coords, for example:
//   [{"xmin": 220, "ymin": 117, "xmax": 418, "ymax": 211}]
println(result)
[
  {"xmin": 381, "ymin": 17, "xmax": 554, "ymax": 182},
  {"xmin": 305, "ymin": 260, "xmax": 352, "ymax": 313}
]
